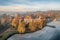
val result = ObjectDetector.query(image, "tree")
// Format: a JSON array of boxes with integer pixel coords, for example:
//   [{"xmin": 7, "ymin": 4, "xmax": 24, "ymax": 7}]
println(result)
[
  {"xmin": 17, "ymin": 20, "xmax": 26, "ymax": 33},
  {"xmin": 11, "ymin": 18, "xmax": 19, "ymax": 29},
  {"xmin": 36, "ymin": 15, "xmax": 46, "ymax": 30},
  {"xmin": 29, "ymin": 19, "xmax": 37, "ymax": 32},
  {"xmin": 37, "ymin": 19, "xmax": 43, "ymax": 29}
]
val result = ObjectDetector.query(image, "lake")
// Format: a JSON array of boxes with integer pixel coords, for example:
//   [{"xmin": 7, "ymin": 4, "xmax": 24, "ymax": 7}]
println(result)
[{"xmin": 8, "ymin": 20, "xmax": 60, "ymax": 40}]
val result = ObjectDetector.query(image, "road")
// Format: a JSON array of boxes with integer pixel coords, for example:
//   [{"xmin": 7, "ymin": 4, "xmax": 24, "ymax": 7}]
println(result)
[{"xmin": 7, "ymin": 21, "xmax": 60, "ymax": 40}]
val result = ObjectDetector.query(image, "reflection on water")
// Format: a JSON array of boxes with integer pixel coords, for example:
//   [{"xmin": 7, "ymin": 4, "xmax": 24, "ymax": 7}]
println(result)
[
  {"xmin": 50, "ymin": 30, "xmax": 60, "ymax": 40},
  {"xmin": 8, "ymin": 21, "xmax": 60, "ymax": 40}
]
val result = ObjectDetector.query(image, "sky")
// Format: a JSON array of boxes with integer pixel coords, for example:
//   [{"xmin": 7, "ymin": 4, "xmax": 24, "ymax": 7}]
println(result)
[{"xmin": 0, "ymin": 0, "xmax": 60, "ymax": 12}]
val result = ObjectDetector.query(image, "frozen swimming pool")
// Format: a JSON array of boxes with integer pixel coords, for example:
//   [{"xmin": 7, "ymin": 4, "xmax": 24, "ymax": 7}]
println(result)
[{"xmin": 7, "ymin": 21, "xmax": 60, "ymax": 40}]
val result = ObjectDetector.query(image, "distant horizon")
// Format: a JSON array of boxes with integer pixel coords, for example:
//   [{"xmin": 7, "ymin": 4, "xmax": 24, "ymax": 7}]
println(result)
[
  {"xmin": 0, "ymin": 0, "xmax": 60, "ymax": 12},
  {"xmin": 0, "ymin": 10, "xmax": 60, "ymax": 12}
]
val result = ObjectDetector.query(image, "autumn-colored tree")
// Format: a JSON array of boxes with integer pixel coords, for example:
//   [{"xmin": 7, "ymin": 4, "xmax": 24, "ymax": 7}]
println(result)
[
  {"xmin": 37, "ymin": 19, "xmax": 44, "ymax": 29},
  {"xmin": 35, "ymin": 15, "xmax": 46, "ymax": 30},
  {"xmin": 24, "ymin": 16, "xmax": 32, "ymax": 24},
  {"xmin": 11, "ymin": 18, "xmax": 19, "ymax": 28},
  {"xmin": 17, "ymin": 20, "xmax": 26, "ymax": 33},
  {"xmin": 29, "ymin": 19, "xmax": 37, "ymax": 32},
  {"xmin": 41, "ymin": 15, "xmax": 46, "ymax": 27},
  {"xmin": 1, "ymin": 17, "xmax": 9, "ymax": 25}
]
